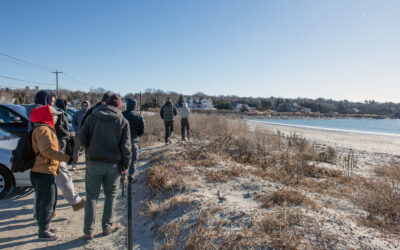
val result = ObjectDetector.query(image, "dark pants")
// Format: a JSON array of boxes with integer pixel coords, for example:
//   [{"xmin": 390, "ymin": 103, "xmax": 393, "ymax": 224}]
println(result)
[
  {"xmin": 164, "ymin": 121, "xmax": 174, "ymax": 142},
  {"xmin": 129, "ymin": 141, "xmax": 139, "ymax": 176},
  {"xmin": 181, "ymin": 118, "xmax": 190, "ymax": 140},
  {"xmin": 58, "ymin": 138, "xmax": 67, "ymax": 153},
  {"xmin": 30, "ymin": 172, "xmax": 57, "ymax": 235},
  {"xmin": 84, "ymin": 161, "xmax": 120, "ymax": 235}
]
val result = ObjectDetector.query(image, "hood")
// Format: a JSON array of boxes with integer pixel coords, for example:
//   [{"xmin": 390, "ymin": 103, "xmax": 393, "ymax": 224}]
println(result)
[
  {"xmin": 92, "ymin": 104, "xmax": 123, "ymax": 121},
  {"xmin": 55, "ymin": 98, "xmax": 67, "ymax": 111},
  {"xmin": 82, "ymin": 100, "xmax": 91, "ymax": 109},
  {"xmin": 34, "ymin": 90, "xmax": 53, "ymax": 105},
  {"xmin": 30, "ymin": 105, "xmax": 54, "ymax": 128},
  {"xmin": 126, "ymin": 98, "xmax": 137, "ymax": 112}
]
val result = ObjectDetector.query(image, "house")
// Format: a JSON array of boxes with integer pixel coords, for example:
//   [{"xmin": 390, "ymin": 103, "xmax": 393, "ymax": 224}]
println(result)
[
  {"xmin": 276, "ymin": 102, "xmax": 301, "ymax": 112},
  {"xmin": 184, "ymin": 96, "xmax": 214, "ymax": 110},
  {"xmin": 233, "ymin": 103, "xmax": 256, "ymax": 112}
]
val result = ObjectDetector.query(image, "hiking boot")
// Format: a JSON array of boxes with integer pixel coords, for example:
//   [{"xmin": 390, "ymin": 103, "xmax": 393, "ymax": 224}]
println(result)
[
  {"xmin": 83, "ymin": 233, "xmax": 94, "ymax": 241},
  {"xmin": 103, "ymin": 222, "xmax": 121, "ymax": 235},
  {"xmin": 72, "ymin": 198, "xmax": 86, "ymax": 211},
  {"xmin": 38, "ymin": 231, "xmax": 59, "ymax": 241}
]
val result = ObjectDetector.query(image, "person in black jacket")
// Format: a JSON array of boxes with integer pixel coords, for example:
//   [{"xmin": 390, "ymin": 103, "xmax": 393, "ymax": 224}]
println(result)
[
  {"xmin": 54, "ymin": 98, "xmax": 70, "ymax": 152},
  {"xmin": 122, "ymin": 98, "xmax": 145, "ymax": 180}
]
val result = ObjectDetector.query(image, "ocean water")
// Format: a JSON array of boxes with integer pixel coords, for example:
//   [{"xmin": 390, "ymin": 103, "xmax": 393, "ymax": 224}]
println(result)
[{"xmin": 248, "ymin": 118, "xmax": 400, "ymax": 136}]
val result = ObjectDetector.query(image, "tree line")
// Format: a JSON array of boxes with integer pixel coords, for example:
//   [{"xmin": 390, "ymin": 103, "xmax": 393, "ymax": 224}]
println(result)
[{"xmin": 1, "ymin": 87, "xmax": 399, "ymax": 118}]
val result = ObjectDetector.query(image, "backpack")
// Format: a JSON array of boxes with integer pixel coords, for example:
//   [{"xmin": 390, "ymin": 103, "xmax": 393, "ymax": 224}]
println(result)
[{"xmin": 11, "ymin": 125, "xmax": 44, "ymax": 173}]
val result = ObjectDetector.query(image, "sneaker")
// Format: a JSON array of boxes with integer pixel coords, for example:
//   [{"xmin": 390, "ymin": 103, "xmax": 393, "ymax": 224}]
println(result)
[
  {"xmin": 103, "ymin": 222, "xmax": 121, "ymax": 235},
  {"xmin": 38, "ymin": 231, "xmax": 59, "ymax": 241},
  {"xmin": 72, "ymin": 198, "xmax": 86, "ymax": 211},
  {"xmin": 83, "ymin": 233, "xmax": 94, "ymax": 241}
]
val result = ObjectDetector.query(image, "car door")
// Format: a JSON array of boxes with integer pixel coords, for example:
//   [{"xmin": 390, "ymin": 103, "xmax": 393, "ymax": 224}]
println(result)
[{"xmin": 0, "ymin": 106, "xmax": 28, "ymax": 136}]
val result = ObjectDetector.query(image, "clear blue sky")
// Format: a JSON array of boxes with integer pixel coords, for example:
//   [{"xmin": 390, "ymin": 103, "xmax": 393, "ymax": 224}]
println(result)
[{"xmin": 0, "ymin": 0, "xmax": 399, "ymax": 102}]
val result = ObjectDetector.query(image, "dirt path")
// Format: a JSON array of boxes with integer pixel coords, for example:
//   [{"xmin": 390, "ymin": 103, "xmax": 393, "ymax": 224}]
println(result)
[{"xmin": 0, "ymin": 155, "xmax": 128, "ymax": 250}]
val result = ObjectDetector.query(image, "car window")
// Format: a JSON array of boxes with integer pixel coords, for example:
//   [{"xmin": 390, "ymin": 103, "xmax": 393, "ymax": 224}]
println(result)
[{"xmin": 0, "ymin": 107, "xmax": 24, "ymax": 124}]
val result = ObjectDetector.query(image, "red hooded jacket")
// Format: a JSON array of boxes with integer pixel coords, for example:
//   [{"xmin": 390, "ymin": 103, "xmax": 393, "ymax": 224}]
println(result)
[{"xmin": 30, "ymin": 105, "xmax": 54, "ymax": 128}]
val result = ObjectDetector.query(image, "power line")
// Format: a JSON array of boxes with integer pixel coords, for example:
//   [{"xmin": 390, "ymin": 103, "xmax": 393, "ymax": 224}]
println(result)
[
  {"xmin": 0, "ymin": 51, "xmax": 55, "ymax": 72},
  {"xmin": 0, "ymin": 74, "xmax": 54, "ymax": 86},
  {"xmin": 63, "ymin": 73, "xmax": 95, "ymax": 89}
]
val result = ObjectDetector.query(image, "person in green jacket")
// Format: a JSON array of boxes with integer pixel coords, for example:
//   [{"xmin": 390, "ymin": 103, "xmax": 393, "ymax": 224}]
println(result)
[
  {"xmin": 79, "ymin": 94, "xmax": 132, "ymax": 241},
  {"xmin": 160, "ymin": 97, "xmax": 177, "ymax": 145}
]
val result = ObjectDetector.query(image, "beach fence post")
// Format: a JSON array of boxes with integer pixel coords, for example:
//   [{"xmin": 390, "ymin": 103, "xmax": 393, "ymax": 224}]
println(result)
[{"xmin": 127, "ymin": 180, "xmax": 134, "ymax": 250}]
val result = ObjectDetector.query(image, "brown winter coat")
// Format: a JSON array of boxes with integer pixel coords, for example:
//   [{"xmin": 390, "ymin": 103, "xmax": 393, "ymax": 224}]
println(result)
[{"xmin": 31, "ymin": 126, "xmax": 70, "ymax": 175}]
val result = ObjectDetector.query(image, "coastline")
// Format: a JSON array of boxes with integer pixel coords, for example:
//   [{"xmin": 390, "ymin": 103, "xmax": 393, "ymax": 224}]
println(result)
[{"xmin": 247, "ymin": 120, "xmax": 400, "ymax": 156}]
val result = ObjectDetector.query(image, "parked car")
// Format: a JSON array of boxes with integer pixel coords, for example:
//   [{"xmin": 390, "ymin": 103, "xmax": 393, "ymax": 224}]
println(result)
[
  {"xmin": 0, "ymin": 103, "xmax": 29, "ymax": 136},
  {"xmin": 0, "ymin": 128, "xmax": 30, "ymax": 199}
]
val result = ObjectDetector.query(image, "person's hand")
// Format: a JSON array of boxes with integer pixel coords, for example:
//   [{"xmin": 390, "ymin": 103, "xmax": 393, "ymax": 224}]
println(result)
[{"xmin": 120, "ymin": 169, "xmax": 128, "ymax": 175}]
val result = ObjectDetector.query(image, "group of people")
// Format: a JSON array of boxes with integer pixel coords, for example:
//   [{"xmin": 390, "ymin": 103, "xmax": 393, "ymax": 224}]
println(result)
[{"xmin": 27, "ymin": 90, "xmax": 190, "ymax": 241}]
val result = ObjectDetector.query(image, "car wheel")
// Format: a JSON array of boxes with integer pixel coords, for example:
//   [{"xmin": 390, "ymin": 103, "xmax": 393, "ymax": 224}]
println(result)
[{"xmin": 0, "ymin": 167, "xmax": 14, "ymax": 199}]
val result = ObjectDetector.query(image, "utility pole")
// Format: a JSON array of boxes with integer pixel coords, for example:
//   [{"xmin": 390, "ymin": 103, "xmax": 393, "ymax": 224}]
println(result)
[{"xmin": 52, "ymin": 70, "xmax": 63, "ymax": 96}]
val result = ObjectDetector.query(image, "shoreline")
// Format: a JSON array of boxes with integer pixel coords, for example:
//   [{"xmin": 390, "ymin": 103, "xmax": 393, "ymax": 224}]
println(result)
[
  {"xmin": 247, "ymin": 120, "xmax": 400, "ymax": 157},
  {"xmin": 247, "ymin": 119, "xmax": 400, "ymax": 138}
]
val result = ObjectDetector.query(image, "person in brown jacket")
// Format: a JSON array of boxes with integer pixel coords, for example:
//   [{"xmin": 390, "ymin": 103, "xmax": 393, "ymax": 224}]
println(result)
[{"xmin": 30, "ymin": 105, "xmax": 70, "ymax": 241}]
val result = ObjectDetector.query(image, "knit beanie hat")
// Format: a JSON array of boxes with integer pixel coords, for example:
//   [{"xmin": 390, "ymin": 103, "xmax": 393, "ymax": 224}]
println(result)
[
  {"xmin": 106, "ymin": 94, "xmax": 122, "ymax": 110},
  {"xmin": 101, "ymin": 91, "xmax": 112, "ymax": 102}
]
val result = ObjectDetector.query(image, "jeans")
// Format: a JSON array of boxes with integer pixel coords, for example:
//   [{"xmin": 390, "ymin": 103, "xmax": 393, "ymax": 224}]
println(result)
[
  {"xmin": 30, "ymin": 172, "xmax": 57, "ymax": 235},
  {"xmin": 129, "ymin": 141, "xmax": 139, "ymax": 176},
  {"xmin": 181, "ymin": 118, "xmax": 190, "ymax": 140},
  {"xmin": 84, "ymin": 161, "xmax": 120, "ymax": 235},
  {"xmin": 164, "ymin": 121, "xmax": 174, "ymax": 142}
]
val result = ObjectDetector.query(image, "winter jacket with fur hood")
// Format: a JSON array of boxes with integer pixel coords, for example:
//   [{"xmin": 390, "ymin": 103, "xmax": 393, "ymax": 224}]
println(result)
[
  {"xmin": 79, "ymin": 104, "xmax": 132, "ymax": 169},
  {"xmin": 30, "ymin": 105, "xmax": 70, "ymax": 175}
]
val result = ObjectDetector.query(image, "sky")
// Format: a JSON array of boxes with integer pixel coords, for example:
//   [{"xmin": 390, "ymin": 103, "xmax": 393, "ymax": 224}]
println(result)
[{"xmin": 0, "ymin": 0, "xmax": 399, "ymax": 102}]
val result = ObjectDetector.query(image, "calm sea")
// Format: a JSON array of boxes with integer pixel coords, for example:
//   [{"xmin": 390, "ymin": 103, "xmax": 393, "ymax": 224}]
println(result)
[{"xmin": 248, "ymin": 118, "xmax": 400, "ymax": 136}]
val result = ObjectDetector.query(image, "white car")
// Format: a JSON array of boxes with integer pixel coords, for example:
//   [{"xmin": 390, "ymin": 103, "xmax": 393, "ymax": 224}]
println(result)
[{"xmin": 0, "ymin": 128, "xmax": 31, "ymax": 199}]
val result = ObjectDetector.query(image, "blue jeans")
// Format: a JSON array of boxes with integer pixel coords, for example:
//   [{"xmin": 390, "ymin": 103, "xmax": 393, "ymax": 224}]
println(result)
[{"xmin": 129, "ymin": 141, "xmax": 139, "ymax": 176}]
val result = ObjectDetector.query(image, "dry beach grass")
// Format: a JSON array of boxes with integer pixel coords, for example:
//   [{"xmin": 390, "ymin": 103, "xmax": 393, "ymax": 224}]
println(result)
[{"xmin": 139, "ymin": 112, "xmax": 400, "ymax": 249}]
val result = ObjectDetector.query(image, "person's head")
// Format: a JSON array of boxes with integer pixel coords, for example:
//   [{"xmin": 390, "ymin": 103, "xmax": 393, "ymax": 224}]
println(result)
[
  {"xmin": 82, "ymin": 101, "xmax": 90, "ymax": 112},
  {"xmin": 34, "ymin": 90, "xmax": 54, "ymax": 106},
  {"xmin": 101, "ymin": 91, "xmax": 112, "ymax": 104},
  {"xmin": 51, "ymin": 94, "xmax": 56, "ymax": 106},
  {"xmin": 165, "ymin": 97, "xmax": 172, "ymax": 105},
  {"xmin": 184, "ymin": 103, "xmax": 188, "ymax": 108},
  {"xmin": 126, "ymin": 98, "xmax": 137, "ymax": 112},
  {"xmin": 55, "ymin": 98, "xmax": 68, "ymax": 111},
  {"xmin": 30, "ymin": 105, "xmax": 61, "ymax": 128},
  {"xmin": 106, "ymin": 94, "xmax": 122, "ymax": 110}
]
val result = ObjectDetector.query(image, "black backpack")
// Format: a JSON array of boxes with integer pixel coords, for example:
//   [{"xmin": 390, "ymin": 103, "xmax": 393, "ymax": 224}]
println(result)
[{"xmin": 11, "ymin": 127, "xmax": 41, "ymax": 173}]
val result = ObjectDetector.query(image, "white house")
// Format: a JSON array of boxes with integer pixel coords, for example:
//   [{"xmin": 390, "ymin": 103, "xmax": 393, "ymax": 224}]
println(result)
[
  {"xmin": 233, "ymin": 103, "xmax": 256, "ymax": 112},
  {"xmin": 184, "ymin": 96, "xmax": 214, "ymax": 110}
]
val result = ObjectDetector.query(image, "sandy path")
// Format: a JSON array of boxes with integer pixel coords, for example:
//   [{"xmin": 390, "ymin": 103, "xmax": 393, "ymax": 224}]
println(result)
[{"xmin": 0, "ymin": 155, "xmax": 127, "ymax": 250}]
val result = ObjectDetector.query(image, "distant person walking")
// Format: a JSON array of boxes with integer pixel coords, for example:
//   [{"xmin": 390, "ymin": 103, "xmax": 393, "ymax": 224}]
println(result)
[
  {"xmin": 180, "ymin": 103, "xmax": 191, "ymax": 141},
  {"xmin": 79, "ymin": 94, "xmax": 131, "ymax": 241},
  {"xmin": 72, "ymin": 100, "xmax": 90, "ymax": 170},
  {"xmin": 30, "ymin": 105, "xmax": 70, "ymax": 240},
  {"xmin": 160, "ymin": 97, "xmax": 177, "ymax": 145},
  {"xmin": 122, "ymin": 98, "xmax": 145, "ymax": 181}
]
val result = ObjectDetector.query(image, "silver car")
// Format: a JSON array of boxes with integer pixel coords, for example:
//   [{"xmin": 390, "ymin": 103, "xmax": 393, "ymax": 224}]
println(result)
[{"xmin": 0, "ymin": 128, "xmax": 31, "ymax": 199}]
